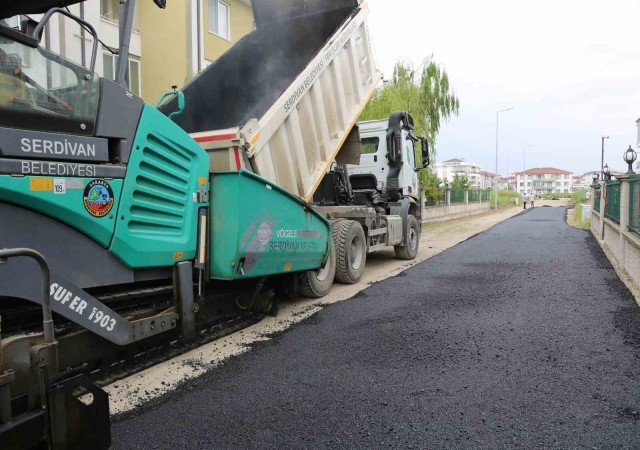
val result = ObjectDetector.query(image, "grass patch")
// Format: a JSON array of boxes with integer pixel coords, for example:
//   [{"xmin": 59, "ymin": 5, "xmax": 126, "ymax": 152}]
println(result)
[
  {"xmin": 490, "ymin": 190, "xmax": 521, "ymax": 208},
  {"xmin": 570, "ymin": 189, "xmax": 588, "ymax": 205},
  {"xmin": 572, "ymin": 203, "xmax": 591, "ymax": 229}
]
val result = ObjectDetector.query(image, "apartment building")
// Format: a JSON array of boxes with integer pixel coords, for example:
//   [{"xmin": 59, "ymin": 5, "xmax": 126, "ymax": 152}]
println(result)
[
  {"xmin": 13, "ymin": 0, "xmax": 254, "ymax": 104},
  {"xmin": 515, "ymin": 168, "xmax": 573, "ymax": 195},
  {"xmin": 435, "ymin": 158, "xmax": 483, "ymax": 188}
]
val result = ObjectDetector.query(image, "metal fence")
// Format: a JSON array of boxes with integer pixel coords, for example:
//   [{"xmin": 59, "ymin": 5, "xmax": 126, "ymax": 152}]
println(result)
[
  {"xmin": 593, "ymin": 184, "xmax": 601, "ymax": 212},
  {"xmin": 450, "ymin": 189, "xmax": 465, "ymax": 204},
  {"xmin": 605, "ymin": 180, "xmax": 621, "ymax": 224},
  {"xmin": 424, "ymin": 188, "xmax": 493, "ymax": 207},
  {"xmin": 629, "ymin": 176, "xmax": 640, "ymax": 234}
]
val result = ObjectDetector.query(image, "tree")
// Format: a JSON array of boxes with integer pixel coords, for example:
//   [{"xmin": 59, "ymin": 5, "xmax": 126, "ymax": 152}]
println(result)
[
  {"xmin": 360, "ymin": 58, "xmax": 460, "ymax": 196},
  {"xmin": 451, "ymin": 173, "xmax": 470, "ymax": 190},
  {"xmin": 421, "ymin": 169, "xmax": 442, "ymax": 206}
]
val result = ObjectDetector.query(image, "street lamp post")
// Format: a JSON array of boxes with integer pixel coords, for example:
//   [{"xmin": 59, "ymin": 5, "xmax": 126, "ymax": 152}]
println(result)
[
  {"xmin": 601, "ymin": 136, "xmax": 609, "ymax": 180},
  {"xmin": 624, "ymin": 145, "xmax": 637, "ymax": 175},
  {"xmin": 522, "ymin": 145, "xmax": 533, "ymax": 193},
  {"xmin": 495, "ymin": 107, "xmax": 514, "ymax": 209}
]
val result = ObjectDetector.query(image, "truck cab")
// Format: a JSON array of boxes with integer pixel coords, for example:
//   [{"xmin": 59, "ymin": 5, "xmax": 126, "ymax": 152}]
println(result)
[
  {"xmin": 350, "ymin": 118, "xmax": 422, "ymax": 198},
  {"xmin": 311, "ymin": 111, "xmax": 429, "ymax": 286}
]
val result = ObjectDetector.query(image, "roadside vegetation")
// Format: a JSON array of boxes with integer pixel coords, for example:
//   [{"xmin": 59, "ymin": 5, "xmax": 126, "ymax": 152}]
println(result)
[
  {"xmin": 360, "ymin": 58, "xmax": 460, "ymax": 205},
  {"xmin": 490, "ymin": 190, "xmax": 522, "ymax": 208},
  {"xmin": 569, "ymin": 189, "xmax": 590, "ymax": 229}
]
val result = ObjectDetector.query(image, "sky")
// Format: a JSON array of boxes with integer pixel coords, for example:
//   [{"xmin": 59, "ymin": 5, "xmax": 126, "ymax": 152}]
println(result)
[{"xmin": 366, "ymin": 0, "xmax": 640, "ymax": 176}]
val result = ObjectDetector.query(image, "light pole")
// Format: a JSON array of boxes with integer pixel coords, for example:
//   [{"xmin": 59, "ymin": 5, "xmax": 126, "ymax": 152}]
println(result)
[
  {"xmin": 601, "ymin": 136, "xmax": 609, "ymax": 180},
  {"xmin": 624, "ymin": 145, "xmax": 637, "ymax": 175},
  {"xmin": 495, "ymin": 107, "xmax": 514, "ymax": 208},
  {"xmin": 523, "ymin": 145, "xmax": 533, "ymax": 193}
]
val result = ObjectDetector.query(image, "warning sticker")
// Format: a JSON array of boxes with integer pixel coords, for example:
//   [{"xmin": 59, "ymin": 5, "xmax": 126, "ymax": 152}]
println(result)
[{"xmin": 29, "ymin": 178, "xmax": 53, "ymax": 191}]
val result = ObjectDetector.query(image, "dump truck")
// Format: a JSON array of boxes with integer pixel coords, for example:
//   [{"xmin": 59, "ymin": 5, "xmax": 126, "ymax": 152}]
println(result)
[{"xmin": 0, "ymin": 0, "xmax": 427, "ymax": 448}]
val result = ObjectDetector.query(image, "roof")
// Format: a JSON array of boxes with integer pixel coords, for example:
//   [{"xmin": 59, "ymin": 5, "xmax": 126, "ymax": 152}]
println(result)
[
  {"xmin": 443, "ymin": 158, "xmax": 466, "ymax": 163},
  {"xmin": 515, "ymin": 167, "xmax": 572, "ymax": 175}
]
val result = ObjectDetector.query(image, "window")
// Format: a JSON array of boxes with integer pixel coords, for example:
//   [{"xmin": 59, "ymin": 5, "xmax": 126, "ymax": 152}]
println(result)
[
  {"xmin": 102, "ymin": 51, "xmax": 141, "ymax": 96},
  {"xmin": 565, "ymin": 174, "xmax": 570, "ymax": 179},
  {"xmin": 360, "ymin": 137, "xmax": 379, "ymax": 154},
  {"xmin": 0, "ymin": 34, "xmax": 99, "ymax": 135},
  {"xmin": 556, "ymin": 182, "xmax": 561, "ymax": 186},
  {"xmin": 100, "ymin": 0, "xmax": 118, "ymax": 21},
  {"xmin": 519, "ymin": 182, "xmax": 524, "ymax": 187},
  {"xmin": 101, "ymin": 0, "xmax": 140, "ymax": 29},
  {"xmin": 209, "ymin": 0, "xmax": 230, "ymax": 40},
  {"xmin": 564, "ymin": 182, "xmax": 569, "ymax": 186},
  {"xmin": 405, "ymin": 139, "xmax": 415, "ymax": 168}
]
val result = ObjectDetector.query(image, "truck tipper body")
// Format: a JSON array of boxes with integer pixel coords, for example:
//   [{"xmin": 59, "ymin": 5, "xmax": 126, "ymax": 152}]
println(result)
[{"xmin": 161, "ymin": 0, "xmax": 381, "ymax": 203}]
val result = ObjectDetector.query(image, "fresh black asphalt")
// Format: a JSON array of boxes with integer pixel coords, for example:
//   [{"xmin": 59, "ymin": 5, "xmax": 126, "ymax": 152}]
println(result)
[{"xmin": 112, "ymin": 207, "xmax": 640, "ymax": 449}]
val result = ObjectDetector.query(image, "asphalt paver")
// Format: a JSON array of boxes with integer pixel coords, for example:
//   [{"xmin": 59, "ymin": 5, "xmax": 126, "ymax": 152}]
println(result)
[{"xmin": 112, "ymin": 206, "xmax": 640, "ymax": 449}]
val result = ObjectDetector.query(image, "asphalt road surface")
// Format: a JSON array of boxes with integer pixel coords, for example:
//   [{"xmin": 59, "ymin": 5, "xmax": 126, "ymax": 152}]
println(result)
[{"xmin": 112, "ymin": 207, "xmax": 640, "ymax": 449}]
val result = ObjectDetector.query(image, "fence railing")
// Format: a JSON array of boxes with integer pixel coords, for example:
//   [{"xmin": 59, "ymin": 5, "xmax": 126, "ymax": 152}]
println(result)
[
  {"xmin": 424, "ymin": 188, "xmax": 492, "ymax": 207},
  {"xmin": 628, "ymin": 176, "xmax": 640, "ymax": 234},
  {"xmin": 593, "ymin": 184, "xmax": 601, "ymax": 212},
  {"xmin": 450, "ymin": 189, "xmax": 465, "ymax": 204},
  {"xmin": 605, "ymin": 180, "xmax": 621, "ymax": 224}
]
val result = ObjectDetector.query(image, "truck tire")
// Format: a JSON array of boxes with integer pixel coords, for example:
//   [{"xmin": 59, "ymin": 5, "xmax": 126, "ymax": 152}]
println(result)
[
  {"xmin": 333, "ymin": 220, "xmax": 367, "ymax": 284},
  {"xmin": 394, "ymin": 215, "xmax": 420, "ymax": 260},
  {"xmin": 300, "ymin": 244, "xmax": 336, "ymax": 298}
]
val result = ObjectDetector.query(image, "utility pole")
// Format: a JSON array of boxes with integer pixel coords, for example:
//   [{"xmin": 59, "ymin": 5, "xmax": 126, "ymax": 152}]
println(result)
[
  {"xmin": 523, "ymin": 145, "xmax": 533, "ymax": 193},
  {"xmin": 495, "ymin": 108, "xmax": 514, "ymax": 208},
  {"xmin": 601, "ymin": 136, "xmax": 609, "ymax": 180}
]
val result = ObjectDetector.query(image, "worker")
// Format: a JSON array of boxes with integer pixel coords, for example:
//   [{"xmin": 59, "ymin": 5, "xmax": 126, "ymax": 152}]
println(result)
[{"xmin": 0, "ymin": 48, "xmax": 30, "ymax": 107}]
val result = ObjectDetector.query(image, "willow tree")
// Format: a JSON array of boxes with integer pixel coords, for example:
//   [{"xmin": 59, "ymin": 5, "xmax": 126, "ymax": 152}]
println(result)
[{"xmin": 360, "ymin": 58, "xmax": 460, "ymax": 199}]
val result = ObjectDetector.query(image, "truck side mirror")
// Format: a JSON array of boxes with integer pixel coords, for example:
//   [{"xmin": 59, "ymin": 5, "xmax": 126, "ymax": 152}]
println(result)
[{"xmin": 420, "ymin": 138, "xmax": 430, "ymax": 169}]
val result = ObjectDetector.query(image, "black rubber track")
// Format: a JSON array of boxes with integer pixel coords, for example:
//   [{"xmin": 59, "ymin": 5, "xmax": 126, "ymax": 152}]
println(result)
[{"xmin": 112, "ymin": 207, "xmax": 640, "ymax": 449}]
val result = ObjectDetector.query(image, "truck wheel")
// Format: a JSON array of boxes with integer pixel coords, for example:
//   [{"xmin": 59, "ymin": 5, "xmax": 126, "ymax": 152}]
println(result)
[
  {"xmin": 333, "ymin": 220, "xmax": 367, "ymax": 284},
  {"xmin": 300, "ymin": 244, "xmax": 336, "ymax": 298},
  {"xmin": 394, "ymin": 215, "xmax": 420, "ymax": 260}
]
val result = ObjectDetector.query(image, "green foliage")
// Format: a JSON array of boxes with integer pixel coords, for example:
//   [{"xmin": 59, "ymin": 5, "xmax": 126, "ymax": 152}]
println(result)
[
  {"xmin": 490, "ymin": 190, "xmax": 522, "ymax": 208},
  {"xmin": 573, "ymin": 204, "xmax": 591, "ymax": 229},
  {"xmin": 451, "ymin": 173, "xmax": 470, "ymax": 190},
  {"xmin": 540, "ymin": 193, "xmax": 574, "ymax": 199},
  {"xmin": 571, "ymin": 189, "xmax": 588, "ymax": 205},
  {"xmin": 420, "ymin": 168, "xmax": 442, "ymax": 206},
  {"xmin": 360, "ymin": 58, "xmax": 460, "ymax": 192}
]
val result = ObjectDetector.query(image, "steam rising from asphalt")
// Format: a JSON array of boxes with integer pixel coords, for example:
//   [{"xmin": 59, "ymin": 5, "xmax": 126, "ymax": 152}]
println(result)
[{"xmin": 159, "ymin": 0, "xmax": 359, "ymax": 133}]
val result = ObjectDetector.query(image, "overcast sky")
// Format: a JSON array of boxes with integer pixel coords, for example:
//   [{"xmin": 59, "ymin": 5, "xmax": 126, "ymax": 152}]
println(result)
[{"xmin": 366, "ymin": 0, "xmax": 640, "ymax": 176}]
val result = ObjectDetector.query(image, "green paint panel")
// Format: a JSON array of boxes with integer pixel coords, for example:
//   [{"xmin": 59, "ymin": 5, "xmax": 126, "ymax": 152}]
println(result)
[
  {"xmin": 210, "ymin": 170, "xmax": 331, "ymax": 280},
  {"xmin": 110, "ymin": 105, "xmax": 210, "ymax": 268},
  {"xmin": 0, "ymin": 176, "xmax": 121, "ymax": 247}
]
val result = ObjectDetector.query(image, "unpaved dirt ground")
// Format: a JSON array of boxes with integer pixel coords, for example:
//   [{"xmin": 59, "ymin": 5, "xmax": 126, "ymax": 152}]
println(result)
[{"xmin": 106, "ymin": 205, "xmax": 533, "ymax": 415}]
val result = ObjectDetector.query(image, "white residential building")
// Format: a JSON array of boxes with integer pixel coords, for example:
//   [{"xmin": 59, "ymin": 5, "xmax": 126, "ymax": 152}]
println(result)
[
  {"xmin": 434, "ymin": 158, "xmax": 482, "ymax": 188},
  {"xmin": 515, "ymin": 168, "xmax": 573, "ymax": 195}
]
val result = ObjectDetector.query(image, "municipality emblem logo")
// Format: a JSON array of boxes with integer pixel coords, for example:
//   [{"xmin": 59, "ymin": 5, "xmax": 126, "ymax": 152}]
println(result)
[{"xmin": 257, "ymin": 223, "xmax": 272, "ymax": 245}]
